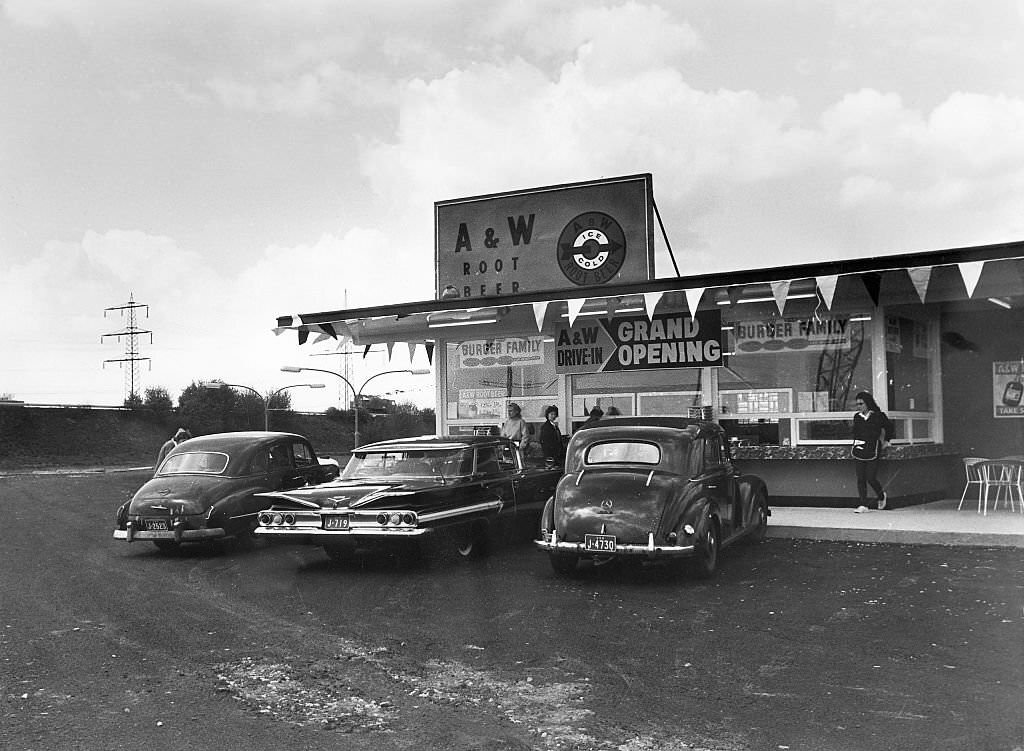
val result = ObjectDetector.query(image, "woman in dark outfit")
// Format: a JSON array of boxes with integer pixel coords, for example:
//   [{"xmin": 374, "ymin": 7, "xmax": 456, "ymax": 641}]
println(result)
[
  {"xmin": 851, "ymin": 391, "xmax": 892, "ymax": 510},
  {"xmin": 538, "ymin": 405, "xmax": 565, "ymax": 465}
]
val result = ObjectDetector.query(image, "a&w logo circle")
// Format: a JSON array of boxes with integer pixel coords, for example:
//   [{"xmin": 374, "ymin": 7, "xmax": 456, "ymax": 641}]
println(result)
[{"xmin": 557, "ymin": 212, "xmax": 627, "ymax": 286}]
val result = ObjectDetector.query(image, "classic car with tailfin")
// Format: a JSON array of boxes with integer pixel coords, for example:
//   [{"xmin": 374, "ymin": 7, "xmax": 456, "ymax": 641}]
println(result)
[
  {"xmin": 254, "ymin": 435, "xmax": 562, "ymax": 561},
  {"xmin": 535, "ymin": 417, "xmax": 769, "ymax": 577}
]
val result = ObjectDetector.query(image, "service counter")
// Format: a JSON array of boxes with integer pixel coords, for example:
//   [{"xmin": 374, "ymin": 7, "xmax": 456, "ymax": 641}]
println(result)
[{"xmin": 731, "ymin": 444, "xmax": 962, "ymax": 508}]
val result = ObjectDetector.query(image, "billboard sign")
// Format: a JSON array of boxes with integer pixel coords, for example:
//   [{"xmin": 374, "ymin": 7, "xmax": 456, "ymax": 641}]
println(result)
[{"xmin": 435, "ymin": 174, "xmax": 654, "ymax": 300}]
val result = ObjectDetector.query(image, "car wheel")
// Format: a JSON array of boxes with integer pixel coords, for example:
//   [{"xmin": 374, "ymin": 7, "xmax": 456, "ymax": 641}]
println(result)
[
  {"xmin": 747, "ymin": 493, "xmax": 769, "ymax": 543},
  {"xmin": 691, "ymin": 517, "xmax": 719, "ymax": 578},
  {"xmin": 549, "ymin": 552, "xmax": 579, "ymax": 576},
  {"xmin": 455, "ymin": 521, "xmax": 489, "ymax": 559},
  {"xmin": 153, "ymin": 540, "xmax": 179, "ymax": 553}
]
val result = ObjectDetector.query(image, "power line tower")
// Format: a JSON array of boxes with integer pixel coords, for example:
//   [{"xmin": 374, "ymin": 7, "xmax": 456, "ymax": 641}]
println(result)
[{"xmin": 102, "ymin": 293, "xmax": 152, "ymax": 403}]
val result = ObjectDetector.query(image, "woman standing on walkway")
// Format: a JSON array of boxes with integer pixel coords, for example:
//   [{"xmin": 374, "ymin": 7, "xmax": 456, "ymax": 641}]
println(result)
[{"xmin": 851, "ymin": 391, "xmax": 892, "ymax": 511}]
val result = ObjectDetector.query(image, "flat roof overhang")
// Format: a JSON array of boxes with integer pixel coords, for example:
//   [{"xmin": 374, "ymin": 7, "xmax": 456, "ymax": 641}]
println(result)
[{"xmin": 276, "ymin": 239, "xmax": 1024, "ymax": 346}]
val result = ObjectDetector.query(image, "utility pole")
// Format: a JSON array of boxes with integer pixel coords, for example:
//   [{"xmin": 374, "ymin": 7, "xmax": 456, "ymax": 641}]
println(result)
[{"xmin": 102, "ymin": 293, "xmax": 152, "ymax": 403}]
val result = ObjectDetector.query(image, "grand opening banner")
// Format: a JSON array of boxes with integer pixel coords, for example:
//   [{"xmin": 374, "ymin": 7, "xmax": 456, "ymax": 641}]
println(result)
[
  {"xmin": 555, "ymin": 311, "xmax": 723, "ymax": 374},
  {"xmin": 435, "ymin": 174, "xmax": 654, "ymax": 300}
]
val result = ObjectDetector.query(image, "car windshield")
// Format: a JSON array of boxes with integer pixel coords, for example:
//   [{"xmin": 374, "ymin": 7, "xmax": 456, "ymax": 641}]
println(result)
[
  {"xmin": 159, "ymin": 451, "xmax": 229, "ymax": 475},
  {"xmin": 585, "ymin": 441, "xmax": 661, "ymax": 465},
  {"xmin": 341, "ymin": 448, "xmax": 474, "ymax": 481}
]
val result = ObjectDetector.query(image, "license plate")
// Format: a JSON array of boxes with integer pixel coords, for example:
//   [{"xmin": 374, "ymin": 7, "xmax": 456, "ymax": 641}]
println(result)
[
  {"xmin": 584, "ymin": 534, "xmax": 616, "ymax": 552},
  {"xmin": 323, "ymin": 515, "xmax": 349, "ymax": 530},
  {"xmin": 146, "ymin": 519, "xmax": 168, "ymax": 531}
]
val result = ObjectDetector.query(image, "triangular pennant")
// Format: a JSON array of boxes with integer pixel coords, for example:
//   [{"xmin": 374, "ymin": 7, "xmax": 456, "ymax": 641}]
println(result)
[
  {"xmin": 726, "ymin": 287, "xmax": 742, "ymax": 307},
  {"xmin": 319, "ymin": 322, "xmax": 337, "ymax": 339},
  {"xmin": 532, "ymin": 301, "xmax": 549, "ymax": 331},
  {"xmin": 386, "ymin": 342, "xmax": 395, "ymax": 359},
  {"xmin": 861, "ymin": 272, "xmax": 882, "ymax": 307},
  {"xmin": 363, "ymin": 344, "xmax": 372, "ymax": 358},
  {"xmin": 684, "ymin": 288, "xmax": 705, "ymax": 318},
  {"xmin": 815, "ymin": 275, "xmax": 838, "ymax": 310},
  {"xmin": 425, "ymin": 342, "xmax": 435, "ymax": 365},
  {"xmin": 566, "ymin": 298, "xmax": 586, "ymax": 328},
  {"xmin": 958, "ymin": 261, "xmax": 985, "ymax": 298},
  {"xmin": 408, "ymin": 342, "xmax": 418, "ymax": 361},
  {"xmin": 335, "ymin": 335, "xmax": 351, "ymax": 352},
  {"xmin": 770, "ymin": 280, "xmax": 791, "ymax": 315},
  {"xmin": 298, "ymin": 328, "xmax": 310, "ymax": 345},
  {"xmin": 907, "ymin": 266, "xmax": 932, "ymax": 304},
  {"xmin": 643, "ymin": 291, "xmax": 663, "ymax": 320},
  {"xmin": 272, "ymin": 326, "xmax": 288, "ymax": 336},
  {"xmin": 312, "ymin": 332, "xmax": 332, "ymax": 344}
]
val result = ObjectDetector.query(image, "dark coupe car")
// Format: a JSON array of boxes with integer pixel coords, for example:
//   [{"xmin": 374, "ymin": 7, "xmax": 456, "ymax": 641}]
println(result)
[
  {"xmin": 535, "ymin": 418, "xmax": 769, "ymax": 577},
  {"xmin": 254, "ymin": 435, "xmax": 562, "ymax": 561},
  {"xmin": 113, "ymin": 432, "xmax": 339, "ymax": 551}
]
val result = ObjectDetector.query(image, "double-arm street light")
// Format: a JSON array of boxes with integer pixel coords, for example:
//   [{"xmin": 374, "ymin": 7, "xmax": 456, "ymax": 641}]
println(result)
[
  {"xmin": 280, "ymin": 366, "xmax": 431, "ymax": 448},
  {"xmin": 202, "ymin": 381, "xmax": 325, "ymax": 430}
]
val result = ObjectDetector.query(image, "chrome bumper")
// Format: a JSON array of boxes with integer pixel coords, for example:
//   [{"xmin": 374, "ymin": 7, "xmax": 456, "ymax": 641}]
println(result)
[
  {"xmin": 113, "ymin": 523, "xmax": 224, "ymax": 543},
  {"xmin": 254, "ymin": 526, "xmax": 430, "ymax": 539},
  {"xmin": 535, "ymin": 530, "xmax": 695, "ymax": 558}
]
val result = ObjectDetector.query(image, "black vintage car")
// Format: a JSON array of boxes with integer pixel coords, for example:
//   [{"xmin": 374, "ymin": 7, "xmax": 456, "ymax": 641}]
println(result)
[
  {"xmin": 113, "ymin": 432, "xmax": 339, "ymax": 551},
  {"xmin": 254, "ymin": 435, "xmax": 562, "ymax": 561},
  {"xmin": 535, "ymin": 418, "xmax": 770, "ymax": 577}
]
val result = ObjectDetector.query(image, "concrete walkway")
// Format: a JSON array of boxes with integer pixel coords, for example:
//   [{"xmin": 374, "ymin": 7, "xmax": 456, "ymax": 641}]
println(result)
[{"xmin": 769, "ymin": 497, "xmax": 1024, "ymax": 547}]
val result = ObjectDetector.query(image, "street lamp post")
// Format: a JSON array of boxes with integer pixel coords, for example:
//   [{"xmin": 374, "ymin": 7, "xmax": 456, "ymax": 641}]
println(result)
[
  {"xmin": 281, "ymin": 366, "xmax": 430, "ymax": 448},
  {"xmin": 202, "ymin": 381, "xmax": 325, "ymax": 430}
]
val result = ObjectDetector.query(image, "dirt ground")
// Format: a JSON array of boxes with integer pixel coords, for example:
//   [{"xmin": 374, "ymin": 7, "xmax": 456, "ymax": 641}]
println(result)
[{"xmin": 1, "ymin": 470, "xmax": 1022, "ymax": 750}]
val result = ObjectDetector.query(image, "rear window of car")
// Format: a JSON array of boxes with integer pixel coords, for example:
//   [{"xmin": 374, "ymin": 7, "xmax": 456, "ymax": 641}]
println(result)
[
  {"xmin": 584, "ymin": 441, "xmax": 661, "ymax": 465},
  {"xmin": 160, "ymin": 451, "xmax": 229, "ymax": 475}
]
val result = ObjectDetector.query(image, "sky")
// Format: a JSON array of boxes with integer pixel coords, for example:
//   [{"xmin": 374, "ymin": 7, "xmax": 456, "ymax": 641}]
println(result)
[{"xmin": 2, "ymin": 0, "xmax": 1024, "ymax": 413}]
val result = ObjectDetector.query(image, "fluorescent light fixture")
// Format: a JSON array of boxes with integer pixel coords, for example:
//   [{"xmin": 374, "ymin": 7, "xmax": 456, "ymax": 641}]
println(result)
[
  {"xmin": 721, "ymin": 325, "xmax": 734, "ymax": 331},
  {"xmin": 427, "ymin": 318, "xmax": 498, "ymax": 328},
  {"xmin": 717, "ymin": 293, "xmax": 817, "ymax": 305},
  {"xmin": 988, "ymin": 297, "xmax": 1012, "ymax": 309},
  {"xmin": 849, "ymin": 315, "xmax": 872, "ymax": 322},
  {"xmin": 559, "ymin": 306, "xmax": 644, "ymax": 318}
]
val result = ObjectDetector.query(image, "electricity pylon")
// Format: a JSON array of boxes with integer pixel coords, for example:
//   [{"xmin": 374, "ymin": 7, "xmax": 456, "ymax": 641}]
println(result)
[{"xmin": 102, "ymin": 293, "xmax": 152, "ymax": 403}]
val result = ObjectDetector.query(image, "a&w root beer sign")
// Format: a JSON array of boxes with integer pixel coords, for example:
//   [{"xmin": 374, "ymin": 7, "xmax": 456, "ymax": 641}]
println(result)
[{"xmin": 434, "ymin": 174, "xmax": 654, "ymax": 300}]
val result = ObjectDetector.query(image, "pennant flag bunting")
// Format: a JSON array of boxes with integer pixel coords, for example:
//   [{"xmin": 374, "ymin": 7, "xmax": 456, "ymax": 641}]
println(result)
[
  {"xmin": 335, "ymin": 335, "xmax": 351, "ymax": 352},
  {"xmin": 566, "ymin": 298, "xmax": 586, "ymax": 328},
  {"xmin": 958, "ymin": 261, "xmax": 985, "ymax": 298},
  {"xmin": 684, "ymin": 288, "xmax": 705, "ymax": 318},
  {"xmin": 907, "ymin": 266, "xmax": 932, "ymax": 303},
  {"xmin": 643, "ymin": 291, "xmax": 663, "ymax": 320},
  {"xmin": 861, "ymin": 272, "xmax": 882, "ymax": 307},
  {"xmin": 298, "ymin": 328, "xmax": 310, "ymax": 345},
  {"xmin": 363, "ymin": 344, "xmax": 372, "ymax": 358},
  {"xmin": 386, "ymin": 342, "xmax": 395, "ymax": 359},
  {"xmin": 425, "ymin": 342, "xmax": 435, "ymax": 364},
  {"xmin": 408, "ymin": 342, "xmax": 418, "ymax": 361},
  {"xmin": 815, "ymin": 275, "xmax": 838, "ymax": 310},
  {"xmin": 770, "ymin": 280, "xmax": 791, "ymax": 315},
  {"xmin": 311, "ymin": 332, "xmax": 332, "ymax": 344},
  {"xmin": 726, "ymin": 286, "xmax": 742, "ymax": 307},
  {"xmin": 318, "ymin": 322, "xmax": 337, "ymax": 339},
  {"xmin": 532, "ymin": 301, "xmax": 549, "ymax": 331}
]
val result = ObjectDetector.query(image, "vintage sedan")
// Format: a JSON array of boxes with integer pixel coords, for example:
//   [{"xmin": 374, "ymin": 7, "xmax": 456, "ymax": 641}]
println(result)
[
  {"xmin": 535, "ymin": 418, "xmax": 769, "ymax": 577},
  {"xmin": 254, "ymin": 435, "xmax": 562, "ymax": 561},
  {"xmin": 113, "ymin": 431, "xmax": 339, "ymax": 551}
]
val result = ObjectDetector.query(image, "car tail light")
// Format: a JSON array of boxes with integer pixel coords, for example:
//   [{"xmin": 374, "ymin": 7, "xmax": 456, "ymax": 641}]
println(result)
[
  {"xmin": 258, "ymin": 513, "xmax": 272, "ymax": 525},
  {"xmin": 376, "ymin": 513, "xmax": 388, "ymax": 526},
  {"xmin": 401, "ymin": 512, "xmax": 416, "ymax": 525},
  {"xmin": 272, "ymin": 513, "xmax": 284, "ymax": 525},
  {"xmin": 283, "ymin": 513, "xmax": 295, "ymax": 525}
]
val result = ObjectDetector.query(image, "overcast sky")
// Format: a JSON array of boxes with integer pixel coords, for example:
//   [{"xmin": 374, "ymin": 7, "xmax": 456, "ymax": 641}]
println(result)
[{"xmin": 2, "ymin": 0, "xmax": 1023, "ymax": 412}]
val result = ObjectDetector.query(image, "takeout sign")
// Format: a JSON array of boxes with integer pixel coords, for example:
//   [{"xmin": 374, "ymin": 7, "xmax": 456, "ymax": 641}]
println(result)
[{"xmin": 555, "ymin": 311, "xmax": 723, "ymax": 374}]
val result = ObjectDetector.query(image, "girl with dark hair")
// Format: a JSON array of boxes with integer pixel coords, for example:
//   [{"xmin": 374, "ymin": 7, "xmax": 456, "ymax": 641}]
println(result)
[
  {"xmin": 539, "ymin": 405, "xmax": 564, "ymax": 465},
  {"xmin": 851, "ymin": 391, "xmax": 893, "ymax": 510}
]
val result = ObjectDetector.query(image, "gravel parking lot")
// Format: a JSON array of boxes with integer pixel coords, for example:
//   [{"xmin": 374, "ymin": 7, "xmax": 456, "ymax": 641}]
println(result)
[{"xmin": 1, "ymin": 470, "xmax": 1022, "ymax": 750}]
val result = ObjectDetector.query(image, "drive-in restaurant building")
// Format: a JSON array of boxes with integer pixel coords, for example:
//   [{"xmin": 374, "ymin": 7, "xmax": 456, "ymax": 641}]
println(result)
[{"xmin": 274, "ymin": 174, "xmax": 1024, "ymax": 506}]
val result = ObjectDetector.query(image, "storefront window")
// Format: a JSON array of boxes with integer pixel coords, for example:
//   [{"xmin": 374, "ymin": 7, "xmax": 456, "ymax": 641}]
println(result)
[{"xmin": 443, "ymin": 336, "xmax": 558, "ymax": 432}]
